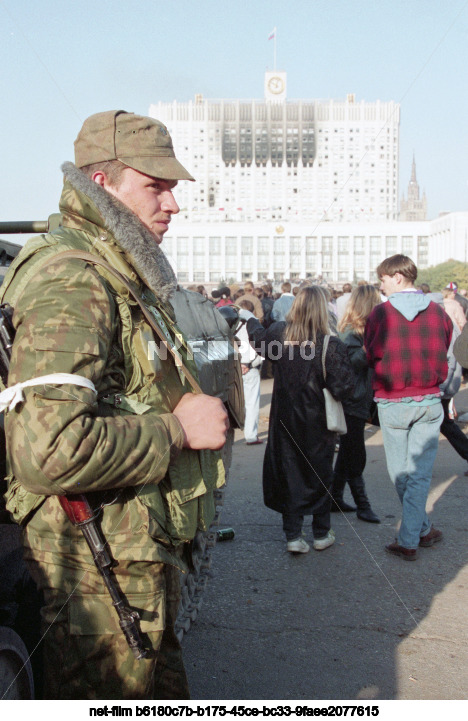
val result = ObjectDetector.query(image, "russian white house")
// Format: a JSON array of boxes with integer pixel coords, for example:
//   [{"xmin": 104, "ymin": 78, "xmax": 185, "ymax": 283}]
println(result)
[{"xmin": 150, "ymin": 72, "xmax": 468, "ymax": 286}]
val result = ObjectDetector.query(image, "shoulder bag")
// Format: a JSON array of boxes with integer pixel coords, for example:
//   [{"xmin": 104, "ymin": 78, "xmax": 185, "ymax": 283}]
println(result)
[{"xmin": 321, "ymin": 335, "xmax": 347, "ymax": 435}]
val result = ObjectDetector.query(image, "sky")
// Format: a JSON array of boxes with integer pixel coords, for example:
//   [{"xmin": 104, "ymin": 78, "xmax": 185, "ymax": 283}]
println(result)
[{"xmin": 1, "ymin": 0, "xmax": 468, "ymax": 244}]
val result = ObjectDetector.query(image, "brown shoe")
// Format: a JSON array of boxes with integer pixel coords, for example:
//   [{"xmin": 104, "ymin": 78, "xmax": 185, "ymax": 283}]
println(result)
[
  {"xmin": 385, "ymin": 541, "xmax": 418, "ymax": 561},
  {"xmin": 419, "ymin": 526, "xmax": 443, "ymax": 547}
]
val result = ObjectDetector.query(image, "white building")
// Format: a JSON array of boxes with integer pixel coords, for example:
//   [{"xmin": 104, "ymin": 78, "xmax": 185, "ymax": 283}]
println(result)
[
  {"xmin": 150, "ymin": 73, "xmax": 467, "ymax": 287},
  {"xmin": 160, "ymin": 214, "xmax": 468, "ymax": 286},
  {"xmin": 150, "ymin": 71, "xmax": 400, "ymax": 226}
]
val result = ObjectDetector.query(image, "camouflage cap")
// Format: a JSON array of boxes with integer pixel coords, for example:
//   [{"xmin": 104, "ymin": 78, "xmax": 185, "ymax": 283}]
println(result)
[{"xmin": 74, "ymin": 110, "xmax": 194, "ymax": 181}]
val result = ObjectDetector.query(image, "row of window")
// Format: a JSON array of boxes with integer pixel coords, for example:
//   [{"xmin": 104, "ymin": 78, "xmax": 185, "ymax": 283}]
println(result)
[{"xmin": 167, "ymin": 236, "xmax": 424, "ymax": 252}]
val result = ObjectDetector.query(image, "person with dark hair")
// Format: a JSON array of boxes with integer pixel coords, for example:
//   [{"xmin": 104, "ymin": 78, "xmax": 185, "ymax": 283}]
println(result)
[
  {"xmin": 212, "ymin": 285, "xmax": 233, "ymax": 307},
  {"xmin": 365, "ymin": 255, "xmax": 452, "ymax": 561},
  {"xmin": 260, "ymin": 284, "xmax": 275, "ymax": 330},
  {"xmin": 243, "ymin": 286, "xmax": 355, "ymax": 554},
  {"xmin": 258, "ymin": 285, "xmax": 275, "ymax": 378}
]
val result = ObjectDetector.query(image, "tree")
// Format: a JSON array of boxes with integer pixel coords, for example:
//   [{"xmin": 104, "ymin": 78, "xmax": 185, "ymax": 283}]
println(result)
[{"xmin": 417, "ymin": 259, "xmax": 468, "ymax": 291}]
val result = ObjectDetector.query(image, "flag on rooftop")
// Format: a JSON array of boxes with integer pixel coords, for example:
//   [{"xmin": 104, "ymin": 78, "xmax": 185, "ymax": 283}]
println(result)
[{"xmin": 268, "ymin": 27, "xmax": 276, "ymax": 40}]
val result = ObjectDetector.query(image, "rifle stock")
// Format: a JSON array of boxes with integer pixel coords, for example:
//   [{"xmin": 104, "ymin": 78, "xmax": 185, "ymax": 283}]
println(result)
[{"xmin": 58, "ymin": 495, "xmax": 148, "ymax": 660}]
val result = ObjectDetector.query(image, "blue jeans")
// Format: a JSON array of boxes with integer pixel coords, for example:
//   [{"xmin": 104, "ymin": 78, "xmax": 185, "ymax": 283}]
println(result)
[{"xmin": 378, "ymin": 401, "xmax": 443, "ymax": 549}]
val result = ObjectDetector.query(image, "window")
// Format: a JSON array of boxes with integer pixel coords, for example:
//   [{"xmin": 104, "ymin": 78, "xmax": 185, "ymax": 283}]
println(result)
[
  {"xmin": 338, "ymin": 253, "xmax": 349, "ymax": 270},
  {"xmin": 385, "ymin": 236, "xmax": 397, "ymax": 254},
  {"xmin": 210, "ymin": 256, "xmax": 221, "ymax": 271},
  {"xmin": 354, "ymin": 254, "xmax": 365, "ymax": 270},
  {"xmin": 322, "ymin": 254, "xmax": 333, "ymax": 270},
  {"xmin": 274, "ymin": 237, "xmax": 285, "ymax": 256},
  {"xmin": 163, "ymin": 238, "xmax": 173, "ymax": 255},
  {"xmin": 192, "ymin": 255, "xmax": 205, "ymax": 270},
  {"xmin": 274, "ymin": 253, "xmax": 286, "ymax": 271},
  {"xmin": 322, "ymin": 237, "xmax": 333, "ymax": 253},
  {"xmin": 258, "ymin": 237, "xmax": 270, "ymax": 253},
  {"xmin": 209, "ymin": 237, "xmax": 221, "ymax": 254},
  {"xmin": 241, "ymin": 237, "xmax": 253, "ymax": 254},
  {"xmin": 338, "ymin": 236, "xmax": 349, "ymax": 253},
  {"xmin": 176, "ymin": 254, "xmax": 189, "ymax": 271},
  {"xmin": 370, "ymin": 236, "xmax": 381, "ymax": 253},
  {"xmin": 225, "ymin": 237, "xmax": 237, "ymax": 256},
  {"xmin": 305, "ymin": 236, "xmax": 318, "ymax": 252},
  {"xmin": 289, "ymin": 236, "xmax": 302, "ymax": 254},
  {"xmin": 177, "ymin": 237, "xmax": 189, "ymax": 253},
  {"xmin": 402, "ymin": 236, "xmax": 414, "ymax": 254},
  {"xmin": 193, "ymin": 237, "xmax": 205, "ymax": 255}
]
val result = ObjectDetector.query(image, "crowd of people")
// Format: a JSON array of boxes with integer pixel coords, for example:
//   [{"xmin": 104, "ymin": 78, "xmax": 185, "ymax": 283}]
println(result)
[
  {"xmin": 184, "ymin": 263, "xmax": 468, "ymax": 560},
  {"xmin": 2, "ymin": 105, "xmax": 467, "ymax": 700}
]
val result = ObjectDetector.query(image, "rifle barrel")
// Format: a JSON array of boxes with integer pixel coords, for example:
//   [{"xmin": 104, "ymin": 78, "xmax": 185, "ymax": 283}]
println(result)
[{"xmin": 0, "ymin": 221, "xmax": 49, "ymax": 234}]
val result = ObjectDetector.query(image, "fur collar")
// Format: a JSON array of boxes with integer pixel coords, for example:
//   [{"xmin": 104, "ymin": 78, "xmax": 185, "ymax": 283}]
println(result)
[{"xmin": 61, "ymin": 162, "xmax": 177, "ymax": 303}]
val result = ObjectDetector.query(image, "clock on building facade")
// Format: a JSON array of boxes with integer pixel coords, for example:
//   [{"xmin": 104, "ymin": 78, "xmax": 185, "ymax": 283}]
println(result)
[{"xmin": 264, "ymin": 71, "xmax": 287, "ymax": 101}]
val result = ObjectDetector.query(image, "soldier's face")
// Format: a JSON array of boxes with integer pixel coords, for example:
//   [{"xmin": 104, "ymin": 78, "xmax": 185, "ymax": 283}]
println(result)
[{"xmin": 105, "ymin": 167, "xmax": 179, "ymax": 243}]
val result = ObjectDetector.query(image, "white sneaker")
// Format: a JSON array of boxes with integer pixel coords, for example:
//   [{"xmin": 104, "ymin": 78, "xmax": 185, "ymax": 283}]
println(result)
[
  {"xmin": 287, "ymin": 537, "xmax": 310, "ymax": 554},
  {"xmin": 313, "ymin": 530, "xmax": 335, "ymax": 551}
]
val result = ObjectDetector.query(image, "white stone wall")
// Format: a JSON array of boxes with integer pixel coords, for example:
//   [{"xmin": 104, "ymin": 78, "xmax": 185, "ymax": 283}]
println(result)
[{"xmin": 160, "ymin": 213, "xmax": 468, "ymax": 286}]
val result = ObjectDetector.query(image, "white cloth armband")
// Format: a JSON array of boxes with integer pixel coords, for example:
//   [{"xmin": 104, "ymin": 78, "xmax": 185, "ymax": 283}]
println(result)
[{"xmin": 0, "ymin": 373, "xmax": 97, "ymax": 412}]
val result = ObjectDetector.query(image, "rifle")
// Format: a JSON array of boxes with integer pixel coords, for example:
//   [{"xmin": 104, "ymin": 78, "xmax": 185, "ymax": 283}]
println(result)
[
  {"xmin": 0, "ymin": 304, "xmax": 14, "ymax": 387},
  {"xmin": 0, "ymin": 303, "xmax": 147, "ymax": 660},
  {"xmin": 58, "ymin": 495, "xmax": 147, "ymax": 660}
]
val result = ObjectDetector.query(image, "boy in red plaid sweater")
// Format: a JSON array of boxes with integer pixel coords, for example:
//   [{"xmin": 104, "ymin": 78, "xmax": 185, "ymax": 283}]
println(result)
[{"xmin": 364, "ymin": 255, "xmax": 452, "ymax": 560}]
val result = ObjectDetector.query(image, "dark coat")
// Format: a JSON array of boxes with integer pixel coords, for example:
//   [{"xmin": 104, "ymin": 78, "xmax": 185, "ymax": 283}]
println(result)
[
  {"xmin": 261, "ymin": 296, "xmax": 275, "ymax": 328},
  {"xmin": 338, "ymin": 326, "xmax": 373, "ymax": 420},
  {"xmin": 247, "ymin": 318, "xmax": 355, "ymax": 516}
]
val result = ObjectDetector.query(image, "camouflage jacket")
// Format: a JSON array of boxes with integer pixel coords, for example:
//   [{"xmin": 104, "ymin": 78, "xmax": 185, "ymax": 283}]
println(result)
[{"xmin": 1, "ymin": 162, "xmax": 224, "ymax": 569}]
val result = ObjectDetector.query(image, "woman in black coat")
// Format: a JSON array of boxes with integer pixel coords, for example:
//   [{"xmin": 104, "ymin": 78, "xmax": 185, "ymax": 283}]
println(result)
[
  {"xmin": 331, "ymin": 285, "xmax": 382, "ymax": 523},
  {"xmin": 244, "ymin": 285, "xmax": 355, "ymax": 554}
]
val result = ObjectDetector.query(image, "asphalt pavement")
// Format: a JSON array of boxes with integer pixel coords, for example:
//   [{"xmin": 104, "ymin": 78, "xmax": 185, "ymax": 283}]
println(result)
[{"xmin": 182, "ymin": 379, "xmax": 468, "ymax": 701}]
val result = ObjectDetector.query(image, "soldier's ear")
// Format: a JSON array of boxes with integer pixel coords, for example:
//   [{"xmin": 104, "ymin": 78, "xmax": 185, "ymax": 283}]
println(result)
[{"xmin": 91, "ymin": 170, "xmax": 107, "ymax": 187}]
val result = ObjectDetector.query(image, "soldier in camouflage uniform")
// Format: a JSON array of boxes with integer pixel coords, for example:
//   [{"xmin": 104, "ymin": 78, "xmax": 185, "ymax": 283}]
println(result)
[{"xmin": 0, "ymin": 110, "xmax": 229, "ymax": 699}]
